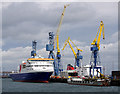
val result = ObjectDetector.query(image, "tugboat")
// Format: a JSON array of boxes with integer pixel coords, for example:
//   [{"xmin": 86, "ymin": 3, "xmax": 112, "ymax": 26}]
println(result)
[
  {"xmin": 67, "ymin": 76, "xmax": 110, "ymax": 86},
  {"xmin": 10, "ymin": 40, "xmax": 54, "ymax": 83}
]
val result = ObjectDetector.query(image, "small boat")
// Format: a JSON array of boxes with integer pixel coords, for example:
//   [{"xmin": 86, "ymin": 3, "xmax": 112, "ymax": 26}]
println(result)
[
  {"xmin": 10, "ymin": 57, "xmax": 54, "ymax": 83},
  {"xmin": 67, "ymin": 76, "xmax": 110, "ymax": 86}
]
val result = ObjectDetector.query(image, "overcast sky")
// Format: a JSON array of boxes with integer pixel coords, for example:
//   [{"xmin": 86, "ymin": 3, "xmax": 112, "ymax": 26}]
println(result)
[{"xmin": 1, "ymin": 2, "xmax": 118, "ymax": 75}]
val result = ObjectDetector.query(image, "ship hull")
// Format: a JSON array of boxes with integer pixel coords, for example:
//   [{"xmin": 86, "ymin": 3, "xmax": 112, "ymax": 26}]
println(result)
[
  {"xmin": 67, "ymin": 77, "xmax": 110, "ymax": 86},
  {"xmin": 68, "ymin": 81, "xmax": 109, "ymax": 86},
  {"xmin": 10, "ymin": 72, "xmax": 53, "ymax": 83}
]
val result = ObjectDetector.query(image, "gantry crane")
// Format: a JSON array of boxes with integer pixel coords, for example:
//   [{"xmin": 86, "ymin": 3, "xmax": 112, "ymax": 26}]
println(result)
[
  {"xmin": 54, "ymin": 4, "xmax": 69, "ymax": 75},
  {"xmin": 90, "ymin": 21, "xmax": 105, "ymax": 78},
  {"xmin": 46, "ymin": 32, "xmax": 58, "ymax": 76},
  {"xmin": 62, "ymin": 37, "xmax": 83, "ymax": 69},
  {"xmin": 46, "ymin": 4, "xmax": 69, "ymax": 76},
  {"xmin": 31, "ymin": 40, "xmax": 37, "ymax": 58}
]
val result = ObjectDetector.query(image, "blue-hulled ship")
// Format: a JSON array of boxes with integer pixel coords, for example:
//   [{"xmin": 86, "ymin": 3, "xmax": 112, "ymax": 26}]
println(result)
[
  {"xmin": 10, "ymin": 58, "xmax": 54, "ymax": 83},
  {"xmin": 10, "ymin": 40, "xmax": 54, "ymax": 83}
]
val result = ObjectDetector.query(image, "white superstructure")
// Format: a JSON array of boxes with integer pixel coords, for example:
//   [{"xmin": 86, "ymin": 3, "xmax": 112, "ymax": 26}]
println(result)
[
  {"xmin": 17, "ymin": 58, "xmax": 54, "ymax": 73},
  {"xmin": 79, "ymin": 64, "xmax": 103, "ymax": 77}
]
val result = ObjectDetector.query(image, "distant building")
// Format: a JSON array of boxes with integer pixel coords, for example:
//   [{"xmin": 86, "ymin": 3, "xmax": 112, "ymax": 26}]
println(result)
[
  {"xmin": 112, "ymin": 71, "xmax": 120, "ymax": 80},
  {"xmin": 111, "ymin": 71, "xmax": 120, "ymax": 86}
]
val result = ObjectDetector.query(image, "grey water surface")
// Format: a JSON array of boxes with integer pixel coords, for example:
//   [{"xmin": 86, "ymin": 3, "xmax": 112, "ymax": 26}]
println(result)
[{"xmin": 2, "ymin": 78, "xmax": 119, "ymax": 92}]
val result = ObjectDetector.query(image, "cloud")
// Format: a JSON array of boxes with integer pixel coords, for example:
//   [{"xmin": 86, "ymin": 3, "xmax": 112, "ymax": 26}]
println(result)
[
  {"xmin": 61, "ymin": 42, "xmax": 118, "ymax": 75},
  {"xmin": 2, "ymin": 2, "xmax": 12, "ymax": 9},
  {"xmin": 2, "ymin": 2, "xmax": 118, "ymax": 75},
  {"xmin": 60, "ymin": 32, "xmax": 118, "ymax": 74},
  {"xmin": 2, "ymin": 46, "xmax": 32, "ymax": 71},
  {"xmin": 0, "ymin": 48, "xmax": 2, "ymax": 65},
  {"xmin": 2, "ymin": 45, "xmax": 51, "ymax": 71},
  {"xmin": 110, "ymin": 31, "xmax": 118, "ymax": 42},
  {"xmin": 0, "ymin": 40, "xmax": 3, "ymax": 48},
  {"xmin": 100, "ymin": 42, "xmax": 118, "ymax": 74},
  {"xmin": 89, "ymin": 2, "xmax": 118, "ymax": 24},
  {"xmin": 2, "ymin": 38, "xmax": 118, "ymax": 75},
  {"xmin": 2, "ymin": 2, "xmax": 118, "ymax": 50}
]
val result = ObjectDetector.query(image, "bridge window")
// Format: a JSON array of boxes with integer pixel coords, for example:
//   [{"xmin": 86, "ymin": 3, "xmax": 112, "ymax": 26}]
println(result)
[
  {"xmin": 23, "ymin": 65, "xmax": 26, "ymax": 68},
  {"xmin": 26, "ymin": 65, "xmax": 33, "ymax": 67}
]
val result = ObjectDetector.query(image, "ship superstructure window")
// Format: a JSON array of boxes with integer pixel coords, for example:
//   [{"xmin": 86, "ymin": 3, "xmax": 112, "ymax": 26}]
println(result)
[
  {"xmin": 33, "ymin": 65, "xmax": 52, "ymax": 67},
  {"xmin": 34, "ymin": 65, "xmax": 39, "ymax": 67},
  {"xmin": 26, "ymin": 65, "xmax": 33, "ymax": 67},
  {"xmin": 23, "ymin": 65, "xmax": 26, "ymax": 68}
]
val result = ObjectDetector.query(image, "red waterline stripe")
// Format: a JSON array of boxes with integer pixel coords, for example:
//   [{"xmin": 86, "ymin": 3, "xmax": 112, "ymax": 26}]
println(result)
[{"xmin": 13, "ymin": 80, "xmax": 49, "ymax": 83}]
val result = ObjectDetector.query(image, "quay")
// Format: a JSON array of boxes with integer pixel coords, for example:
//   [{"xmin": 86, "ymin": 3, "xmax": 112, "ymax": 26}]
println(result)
[
  {"xmin": 1, "ymin": 71, "xmax": 120, "ymax": 86},
  {"xmin": 49, "ymin": 76, "xmax": 67, "ymax": 83},
  {"xmin": 0, "ymin": 71, "xmax": 12, "ymax": 78}
]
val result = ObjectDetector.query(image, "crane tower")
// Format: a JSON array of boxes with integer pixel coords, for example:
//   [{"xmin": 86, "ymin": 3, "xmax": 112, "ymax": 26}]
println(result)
[{"xmin": 90, "ymin": 21, "xmax": 105, "ymax": 78}]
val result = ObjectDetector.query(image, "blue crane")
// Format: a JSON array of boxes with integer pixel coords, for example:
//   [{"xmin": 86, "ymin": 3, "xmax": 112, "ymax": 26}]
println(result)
[
  {"xmin": 46, "ymin": 4, "xmax": 69, "ymax": 76},
  {"xmin": 54, "ymin": 4, "xmax": 69, "ymax": 76},
  {"xmin": 31, "ymin": 40, "xmax": 37, "ymax": 58},
  {"xmin": 46, "ymin": 32, "xmax": 58, "ymax": 76},
  {"xmin": 90, "ymin": 21, "xmax": 105, "ymax": 78}
]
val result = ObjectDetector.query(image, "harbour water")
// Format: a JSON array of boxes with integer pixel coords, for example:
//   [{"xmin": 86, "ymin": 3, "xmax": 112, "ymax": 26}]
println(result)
[{"xmin": 2, "ymin": 78, "xmax": 119, "ymax": 92}]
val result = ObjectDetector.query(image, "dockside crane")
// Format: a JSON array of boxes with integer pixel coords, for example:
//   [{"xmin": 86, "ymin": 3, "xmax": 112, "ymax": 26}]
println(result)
[
  {"xmin": 46, "ymin": 32, "xmax": 58, "ymax": 76},
  {"xmin": 62, "ymin": 37, "xmax": 83, "ymax": 69},
  {"xmin": 54, "ymin": 4, "xmax": 69, "ymax": 76},
  {"xmin": 90, "ymin": 21, "xmax": 105, "ymax": 78},
  {"xmin": 31, "ymin": 40, "xmax": 37, "ymax": 58},
  {"xmin": 96, "ymin": 70, "xmax": 106, "ymax": 79},
  {"xmin": 46, "ymin": 4, "xmax": 69, "ymax": 76}
]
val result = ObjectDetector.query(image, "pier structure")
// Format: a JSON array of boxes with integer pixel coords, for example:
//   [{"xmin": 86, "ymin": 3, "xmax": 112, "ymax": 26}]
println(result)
[{"xmin": 0, "ymin": 71, "xmax": 12, "ymax": 78}]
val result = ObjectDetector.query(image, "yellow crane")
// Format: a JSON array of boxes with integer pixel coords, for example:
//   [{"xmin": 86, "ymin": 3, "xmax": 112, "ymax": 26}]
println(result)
[
  {"xmin": 54, "ymin": 4, "xmax": 69, "ymax": 74},
  {"xmin": 91, "ymin": 21, "xmax": 105, "ymax": 50},
  {"xmin": 96, "ymin": 70, "xmax": 107, "ymax": 79},
  {"xmin": 62, "ymin": 37, "xmax": 83, "ymax": 68},
  {"xmin": 54, "ymin": 4, "xmax": 70, "ymax": 52},
  {"xmin": 90, "ymin": 21, "xmax": 105, "ymax": 78}
]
